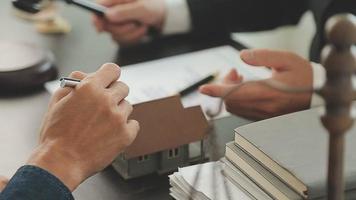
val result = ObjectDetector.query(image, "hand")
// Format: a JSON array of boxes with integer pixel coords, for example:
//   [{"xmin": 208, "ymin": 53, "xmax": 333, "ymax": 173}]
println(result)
[
  {"xmin": 199, "ymin": 49, "xmax": 313, "ymax": 120},
  {"xmin": 0, "ymin": 176, "xmax": 8, "ymax": 192},
  {"xmin": 27, "ymin": 63, "xmax": 139, "ymax": 191},
  {"xmin": 92, "ymin": 0, "xmax": 166, "ymax": 45}
]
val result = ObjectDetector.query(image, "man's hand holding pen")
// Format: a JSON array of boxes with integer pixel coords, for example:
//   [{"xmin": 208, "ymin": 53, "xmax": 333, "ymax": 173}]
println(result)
[{"xmin": 27, "ymin": 63, "xmax": 139, "ymax": 191}]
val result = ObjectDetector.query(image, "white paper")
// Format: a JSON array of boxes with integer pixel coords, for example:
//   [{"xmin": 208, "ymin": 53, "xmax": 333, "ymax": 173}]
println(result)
[
  {"xmin": 45, "ymin": 46, "xmax": 271, "ymax": 118},
  {"xmin": 170, "ymin": 161, "xmax": 253, "ymax": 200}
]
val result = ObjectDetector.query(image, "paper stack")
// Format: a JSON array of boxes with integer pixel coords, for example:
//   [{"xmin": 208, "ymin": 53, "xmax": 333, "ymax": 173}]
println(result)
[{"xmin": 169, "ymin": 161, "xmax": 255, "ymax": 200}]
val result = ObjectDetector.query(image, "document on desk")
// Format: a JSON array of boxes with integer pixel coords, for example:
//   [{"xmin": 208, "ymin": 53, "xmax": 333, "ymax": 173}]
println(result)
[{"xmin": 45, "ymin": 46, "xmax": 271, "ymax": 118}]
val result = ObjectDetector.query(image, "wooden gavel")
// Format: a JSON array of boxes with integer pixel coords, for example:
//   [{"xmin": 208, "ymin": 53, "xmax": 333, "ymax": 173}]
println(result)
[{"xmin": 320, "ymin": 14, "xmax": 356, "ymax": 200}]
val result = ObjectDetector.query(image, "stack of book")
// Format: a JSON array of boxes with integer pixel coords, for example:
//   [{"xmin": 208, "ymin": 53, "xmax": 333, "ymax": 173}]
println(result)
[
  {"xmin": 221, "ymin": 108, "xmax": 356, "ymax": 200},
  {"xmin": 169, "ymin": 108, "xmax": 356, "ymax": 199}
]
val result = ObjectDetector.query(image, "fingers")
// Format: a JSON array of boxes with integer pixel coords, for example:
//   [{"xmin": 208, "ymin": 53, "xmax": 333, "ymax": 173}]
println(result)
[
  {"xmin": 0, "ymin": 175, "xmax": 9, "ymax": 192},
  {"xmin": 51, "ymin": 71, "xmax": 87, "ymax": 104},
  {"xmin": 223, "ymin": 69, "xmax": 243, "ymax": 84},
  {"xmin": 89, "ymin": 63, "xmax": 121, "ymax": 88},
  {"xmin": 108, "ymin": 81, "xmax": 129, "ymax": 103},
  {"xmin": 240, "ymin": 49, "xmax": 301, "ymax": 71},
  {"xmin": 126, "ymin": 119, "xmax": 140, "ymax": 141},
  {"xmin": 106, "ymin": 2, "xmax": 143, "ymax": 23},
  {"xmin": 117, "ymin": 100, "xmax": 133, "ymax": 120}
]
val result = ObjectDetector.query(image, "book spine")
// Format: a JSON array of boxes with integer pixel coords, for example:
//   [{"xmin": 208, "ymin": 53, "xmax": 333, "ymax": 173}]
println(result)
[
  {"xmin": 234, "ymin": 131, "xmax": 308, "ymax": 198},
  {"xmin": 225, "ymin": 145, "xmax": 293, "ymax": 200}
]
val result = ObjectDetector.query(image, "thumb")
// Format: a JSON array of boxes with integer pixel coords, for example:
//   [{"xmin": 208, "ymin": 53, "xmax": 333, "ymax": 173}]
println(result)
[
  {"xmin": 106, "ymin": 3, "xmax": 143, "ymax": 23},
  {"xmin": 240, "ymin": 49, "xmax": 300, "ymax": 71}
]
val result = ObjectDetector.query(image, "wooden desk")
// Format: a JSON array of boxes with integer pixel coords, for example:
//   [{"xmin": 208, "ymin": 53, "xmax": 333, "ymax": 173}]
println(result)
[{"xmin": 0, "ymin": 1, "xmax": 250, "ymax": 199}]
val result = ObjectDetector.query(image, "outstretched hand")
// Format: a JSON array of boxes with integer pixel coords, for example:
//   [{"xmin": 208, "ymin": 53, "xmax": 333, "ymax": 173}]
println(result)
[{"xmin": 200, "ymin": 49, "xmax": 313, "ymax": 120}]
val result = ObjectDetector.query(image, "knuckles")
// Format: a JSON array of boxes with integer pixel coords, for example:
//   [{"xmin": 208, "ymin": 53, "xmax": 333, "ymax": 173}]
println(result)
[
  {"xmin": 119, "ymin": 82, "xmax": 130, "ymax": 97},
  {"xmin": 77, "ymin": 78, "xmax": 97, "ymax": 93},
  {"xmin": 69, "ymin": 71, "xmax": 85, "ymax": 78},
  {"xmin": 113, "ymin": 111, "xmax": 126, "ymax": 124},
  {"xmin": 101, "ymin": 63, "xmax": 120, "ymax": 74}
]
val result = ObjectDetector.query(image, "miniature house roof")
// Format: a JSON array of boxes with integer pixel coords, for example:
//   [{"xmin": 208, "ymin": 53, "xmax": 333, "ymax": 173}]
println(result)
[{"xmin": 124, "ymin": 95, "xmax": 209, "ymax": 159}]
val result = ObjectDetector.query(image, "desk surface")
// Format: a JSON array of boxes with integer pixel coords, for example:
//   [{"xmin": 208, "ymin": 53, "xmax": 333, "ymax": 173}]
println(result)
[{"xmin": 0, "ymin": 1, "xmax": 250, "ymax": 199}]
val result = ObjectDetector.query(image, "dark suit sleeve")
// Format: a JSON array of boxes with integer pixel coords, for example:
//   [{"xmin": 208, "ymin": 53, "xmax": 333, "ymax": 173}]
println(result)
[
  {"xmin": 0, "ymin": 165, "xmax": 74, "ymax": 200},
  {"xmin": 187, "ymin": 0, "xmax": 308, "ymax": 35}
]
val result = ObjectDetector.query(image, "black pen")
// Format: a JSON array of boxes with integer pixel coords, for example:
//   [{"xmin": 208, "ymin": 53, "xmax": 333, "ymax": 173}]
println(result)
[
  {"xmin": 64, "ymin": 0, "xmax": 107, "ymax": 16},
  {"xmin": 178, "ymin": 72, "xmax": 218, "ymax": 97},
  {"xmin": 12, "ymin": 0, "xmax": 107, "ymax": 16}
]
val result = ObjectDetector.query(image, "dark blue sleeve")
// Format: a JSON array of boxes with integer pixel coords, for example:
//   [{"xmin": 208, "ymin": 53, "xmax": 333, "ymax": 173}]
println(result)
[{"xmin": 0, "ymin": 165, "xmax": 74, "ymax": 200}]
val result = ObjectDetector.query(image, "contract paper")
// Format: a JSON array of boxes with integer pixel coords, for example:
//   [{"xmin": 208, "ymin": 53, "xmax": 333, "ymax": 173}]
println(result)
[{"xmin": 45, "ymin": 46, "xmax": 271, "ymax": 118}]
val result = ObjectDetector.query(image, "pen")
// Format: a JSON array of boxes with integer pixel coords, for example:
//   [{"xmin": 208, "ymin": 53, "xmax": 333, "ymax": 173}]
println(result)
[
  {"xmin": 60, "ymin": 77, "xmax": 81, "ymax": 88},
  {"xmin": 178, "ymin": 72, "xmax": 218, "ymax": 97},
  {"xmin": 60, "ymin": 72, "xmax": 218, "ymax": 96},
  {"xmin": 64, "ymin": 0, "xmax": 107, "ymax": 16},
  {"xmin": 12, "ymin": 0, "xmax": 107, "ymax": 16}
]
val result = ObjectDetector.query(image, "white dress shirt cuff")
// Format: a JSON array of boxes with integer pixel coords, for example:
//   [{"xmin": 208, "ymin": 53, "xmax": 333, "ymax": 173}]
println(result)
[
  {"xmin": 310, "ymin": 62, "xmax": 326, "ymax": 108},
  {"xmin": 162, "ymin": 0, "xmax": 192, "ymax": 35}
]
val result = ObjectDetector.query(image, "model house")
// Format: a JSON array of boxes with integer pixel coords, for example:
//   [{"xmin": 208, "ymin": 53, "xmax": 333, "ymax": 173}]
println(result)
[{"xmin": 112, "ymin": 95, "xmax": 209, "ymax": 179}]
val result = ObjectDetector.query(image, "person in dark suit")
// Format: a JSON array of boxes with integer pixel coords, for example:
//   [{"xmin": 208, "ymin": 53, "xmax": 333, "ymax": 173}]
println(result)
[
  {"xmin": 93, "ymin": 0, "xmax": 355, "ymax": 62},
  {"xmin": 0, "ymin": 64, "xmax": 140, "ymax": 200},
  {"xmin": 92, "ymin": 0, "xmax": 355, "ymax": 120}
]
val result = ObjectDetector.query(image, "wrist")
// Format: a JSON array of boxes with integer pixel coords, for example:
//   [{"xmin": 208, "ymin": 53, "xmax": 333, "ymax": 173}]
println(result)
[{"xmin": 27, "ymin": 142, "xmax": 88, "ymax": 191}]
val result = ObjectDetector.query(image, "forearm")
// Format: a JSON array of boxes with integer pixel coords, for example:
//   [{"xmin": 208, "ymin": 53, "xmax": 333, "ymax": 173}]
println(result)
[{"xmin": 0, "ymin": 166, "xmax": 74, "ymax": 200}]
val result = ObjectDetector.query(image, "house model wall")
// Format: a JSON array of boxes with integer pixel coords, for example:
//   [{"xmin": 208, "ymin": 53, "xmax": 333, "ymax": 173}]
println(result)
[{"xmin": 112, "ymin": 95, "xmax": 209, "ymax": 179}]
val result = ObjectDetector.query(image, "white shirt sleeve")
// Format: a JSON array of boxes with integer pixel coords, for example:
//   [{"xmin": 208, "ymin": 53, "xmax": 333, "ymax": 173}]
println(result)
[
  {"xmin": 310, "ymin": 62, "xmax": 326, "ymax": 107},
  {"xmin": 162, "ymin": 0, "xmax": 192, "ymax": 35}
]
